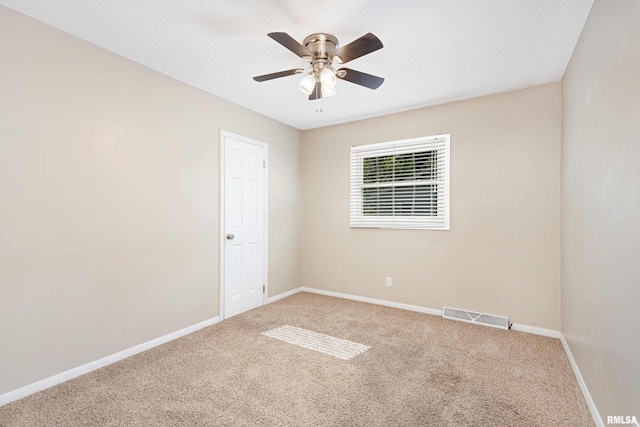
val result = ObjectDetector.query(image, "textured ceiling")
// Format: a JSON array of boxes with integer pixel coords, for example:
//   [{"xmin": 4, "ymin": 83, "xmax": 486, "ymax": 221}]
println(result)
[{"xmin": 1, "ymin": 0, "xmax": 593, "ymax": 130}]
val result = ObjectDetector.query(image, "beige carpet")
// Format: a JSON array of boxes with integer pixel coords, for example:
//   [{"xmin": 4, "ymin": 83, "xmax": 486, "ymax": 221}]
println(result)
[{"xmin": 0, "ymin": 292, "xmax": 593, "ymax": 426}]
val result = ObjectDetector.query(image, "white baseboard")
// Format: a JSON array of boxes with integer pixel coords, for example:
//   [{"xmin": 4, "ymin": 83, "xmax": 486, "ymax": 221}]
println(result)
[
  {"xmin": 0, "ymin": 316, "xmax": 220, "ymax": 407},
  {"xmin": 560, "ymin": 336, "xmax": 604, "ymax": 427},
  {"xmin": 266, "ymin": 287, "xmax": 302, "ymax": 304},
  {"xmin": 510, "ymin": 323, "xmax": 562, "ymax": 338},
  {"xmin": 298, "ymin": 287, "xmax": 568, "ymax": 338},
  {"xmin": 300, "ymin": 287, "xmax": 443, "ymax": 316}
]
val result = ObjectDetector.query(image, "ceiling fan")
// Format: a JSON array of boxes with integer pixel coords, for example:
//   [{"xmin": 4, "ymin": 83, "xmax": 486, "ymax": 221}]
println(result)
[{"xmin": 253, "ymin": 32, "xmax": 384, "ymax": 100}]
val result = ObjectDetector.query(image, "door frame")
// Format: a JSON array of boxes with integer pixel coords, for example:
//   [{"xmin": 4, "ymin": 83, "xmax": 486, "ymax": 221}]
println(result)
[{"xmin": 219, "ymin": 129, "xmax": 268, "ymax": 320}]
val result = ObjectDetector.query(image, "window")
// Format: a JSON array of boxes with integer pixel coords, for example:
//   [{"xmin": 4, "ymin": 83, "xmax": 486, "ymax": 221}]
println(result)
[{"xmin": 350, "ymin": 134, "xmax": 450, "ymax": 230}]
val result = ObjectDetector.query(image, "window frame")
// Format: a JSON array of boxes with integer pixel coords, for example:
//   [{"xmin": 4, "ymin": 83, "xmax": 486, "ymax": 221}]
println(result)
[{"xmin": 349, "ymin": 134, "xmax": 450, "ymax": 230}]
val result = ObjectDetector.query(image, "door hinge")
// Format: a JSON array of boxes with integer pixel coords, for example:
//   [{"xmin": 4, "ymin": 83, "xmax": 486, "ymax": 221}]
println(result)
[
  {"xmin": 263, "ymin": 284, "xmax": 265, "ymax": 293},
  {"xmin": 263, "ymin": 160, "xmax": 266, "ymax": 169}
]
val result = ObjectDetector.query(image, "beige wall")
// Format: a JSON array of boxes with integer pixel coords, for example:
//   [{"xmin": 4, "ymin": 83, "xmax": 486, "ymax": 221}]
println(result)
[
  {"xmin": 0, "ymin": 6, "xmax": 302, "ymax": 394},
  {"xmin": 562, "ymin": 0, "xmax": 640, "ymax": 420},
  {"xmin": 302, "ymin": 84, "xmax": 561, "ymax": 330}
]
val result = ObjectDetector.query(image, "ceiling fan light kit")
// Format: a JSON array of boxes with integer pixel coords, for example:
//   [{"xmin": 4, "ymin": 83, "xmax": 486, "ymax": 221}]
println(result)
[
  {"xmin": 320, "ymin": 81, "xmax": 336, "ymax": 98},
  {"xmin": 298, "ymin": 74, "xmax": 316, "ymax": 95},
  {"xmin": 320, "ymin": 67, "xmax": 337, "ymax": 88},
  {"xmin": 253, "ymin": 32, "xmax": 385, "ymax": 101}
]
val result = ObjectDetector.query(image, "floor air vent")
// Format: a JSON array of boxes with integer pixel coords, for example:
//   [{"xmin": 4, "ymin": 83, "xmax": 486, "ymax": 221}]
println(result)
[{"xmin": 443, "ymin": 307, "xmax": 509, "ymax": 330}]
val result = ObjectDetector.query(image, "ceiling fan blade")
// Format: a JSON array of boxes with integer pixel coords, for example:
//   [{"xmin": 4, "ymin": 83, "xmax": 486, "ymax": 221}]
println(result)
[
  {"xmin": 332, "ymin": 33, "xmax": 383, "ymax": 64},
  {"xmin": 268, "ymin": 32, "xmax": 313, "ymax": 60},
  {"xmin": 337, "ymin": 68, "xmax": 384, "ymax": 89},
  {"xmin": 253, "ymin": 68, "xmax": 304, "ymax": 82},
  {"xmin": 309, "ymin": 80, "xmax": 323, "ymax": 101}
]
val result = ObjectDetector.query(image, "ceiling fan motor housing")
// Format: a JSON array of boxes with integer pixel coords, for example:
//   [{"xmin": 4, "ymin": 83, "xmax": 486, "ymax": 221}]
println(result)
[{"xmin": 303, "ymin": 33, "xmax": 339, "ymax": 62}]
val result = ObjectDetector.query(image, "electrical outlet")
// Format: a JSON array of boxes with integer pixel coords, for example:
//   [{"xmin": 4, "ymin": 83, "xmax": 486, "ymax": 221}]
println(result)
[{"xmin": 385, "ymin": 277, "xmax": 392, "ymax": 287}]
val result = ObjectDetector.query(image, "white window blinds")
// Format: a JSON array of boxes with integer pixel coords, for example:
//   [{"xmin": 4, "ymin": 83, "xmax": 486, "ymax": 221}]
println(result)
[{"xmin": 350, "ymin": 134, "xmax": 450, "ymax": 230}]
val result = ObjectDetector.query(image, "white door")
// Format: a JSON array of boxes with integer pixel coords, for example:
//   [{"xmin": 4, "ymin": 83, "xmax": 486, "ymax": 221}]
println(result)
[{"xmin": 221, "ymin": 131, "xmax": 266, "ymax": 319}]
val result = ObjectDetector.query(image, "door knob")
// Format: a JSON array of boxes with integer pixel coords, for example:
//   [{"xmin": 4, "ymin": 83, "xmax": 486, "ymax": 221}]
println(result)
[{"xmin": 226, "ymin": 234, "xmax": 235, "ymax": 240}]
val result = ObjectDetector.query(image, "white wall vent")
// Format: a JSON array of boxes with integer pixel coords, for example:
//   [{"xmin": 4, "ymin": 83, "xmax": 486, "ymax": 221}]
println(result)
[{"xmin": 443, "ymin": 307, "xmax": 509, "ymax": 330}]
